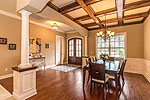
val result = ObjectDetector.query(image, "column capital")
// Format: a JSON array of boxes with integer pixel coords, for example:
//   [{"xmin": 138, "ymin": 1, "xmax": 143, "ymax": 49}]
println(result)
[{"xmin": 19, "ymin": 10, "xmax": 32, "ymax": 16}]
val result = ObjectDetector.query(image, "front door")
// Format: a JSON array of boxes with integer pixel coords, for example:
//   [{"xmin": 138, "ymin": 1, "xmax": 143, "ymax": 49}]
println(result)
[{"xmin": 68, "ymin": 38, "xmax": 82, "ymax": 65}]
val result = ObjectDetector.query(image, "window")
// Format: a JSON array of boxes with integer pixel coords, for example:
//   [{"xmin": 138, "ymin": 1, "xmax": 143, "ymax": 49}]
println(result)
[{"xmin": 97, "ymin": 35, "xmax": 125, "ymax": 58}]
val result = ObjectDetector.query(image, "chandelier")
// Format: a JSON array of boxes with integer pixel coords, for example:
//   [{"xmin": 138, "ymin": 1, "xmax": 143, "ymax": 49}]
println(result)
[
  {"xmin": 52, "ymin": 23, "xmax": 58, "ymax": 30},
  {"xmin": 96, "ymin": 14, "xmax": 115, "ymax": 41}
]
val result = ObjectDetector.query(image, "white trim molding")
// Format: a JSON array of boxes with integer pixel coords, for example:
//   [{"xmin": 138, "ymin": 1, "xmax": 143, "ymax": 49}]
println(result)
[{"xmin": 0, "ymin": 74, "xmax": 13, "ymax": 80}]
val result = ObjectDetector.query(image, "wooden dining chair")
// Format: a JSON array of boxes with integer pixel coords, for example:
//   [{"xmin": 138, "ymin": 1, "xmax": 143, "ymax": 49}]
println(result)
[
  {"xmin": 107, "ymin": 57, "xmax": 115, "ymax": 61},
  {"xmin": 85, "ymin": 58, "xmax": 92, "ymax": 83},
  {"xmin": 92, "ymin": 57, "xmax": 97, "ymax": 62},
  {"xmin": 108, "ymin": 59, "xmax": 127, "ymax": 88},
  {"xmin": 89, "ymin": 63, "xmax": 109, "ymax": 99},
  {"xmin": 120, "ymin": 59, "xmax": 127, "ymax": 84}
]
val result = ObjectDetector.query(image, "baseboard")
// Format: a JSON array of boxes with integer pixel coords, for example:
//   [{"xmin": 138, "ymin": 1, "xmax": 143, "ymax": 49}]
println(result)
[
  {"xmin": 45, "ymin": 65, "xmax": 56, "ymax": 69},
  {"xmin": 0, "ymin": 74, "xmax": 13, "ymax": 80},
  {"xmin": 143, "ymin": 72, "xmax": 150, "ymax": 83},
  {"xmin": 125, "ymin": 69, "xmax": 143, "ymax": 74},
  {"xmin": 13, "ymin": 89, "xmax": 37, "ymax": 100}
]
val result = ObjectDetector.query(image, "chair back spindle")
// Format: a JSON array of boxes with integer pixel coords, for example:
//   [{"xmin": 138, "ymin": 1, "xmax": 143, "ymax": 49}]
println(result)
[
  {"xmin": 89, "ymin": 63, "xmax": 105, "ymax": 82},
  {"xmin": 93, "ymin": 57, "xmax": 97, "ymax": 62}
]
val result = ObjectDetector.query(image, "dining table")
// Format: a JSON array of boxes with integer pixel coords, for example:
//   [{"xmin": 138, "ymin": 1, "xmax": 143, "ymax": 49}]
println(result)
[{"xmin": 83, "ymin": 60, "xmax": 120, "ymax": 98}]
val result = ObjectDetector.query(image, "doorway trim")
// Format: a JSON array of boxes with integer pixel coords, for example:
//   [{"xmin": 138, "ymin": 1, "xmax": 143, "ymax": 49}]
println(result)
[{"xmin": 67, "ymin": 36, "xmax": 84, "ymax": 64}]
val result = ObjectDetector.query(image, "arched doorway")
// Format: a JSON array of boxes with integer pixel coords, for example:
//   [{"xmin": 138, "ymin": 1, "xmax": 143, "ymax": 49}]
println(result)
[{"xmin": 68, "ymin": 38, "xmax": 82, "ymax": 65}]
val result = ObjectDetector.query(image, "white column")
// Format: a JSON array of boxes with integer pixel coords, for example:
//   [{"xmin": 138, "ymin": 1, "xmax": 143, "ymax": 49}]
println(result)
[
  {"xmin": 13, "ymin": 10, "xmax": 37, "ymax": 100},
  {"xmin": 19, "ymin": 10, "xmax": 32, "ymax": 68},
  {"xmin": 84, "ymin": 36, "xmax": 88, "ymax": 56}
]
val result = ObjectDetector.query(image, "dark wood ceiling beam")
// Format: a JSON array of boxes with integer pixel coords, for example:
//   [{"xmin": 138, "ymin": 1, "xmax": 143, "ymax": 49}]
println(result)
[
  {"xmin": 116, "ymin": 0, "xmax": 125, "ymax": 25},
  {"xmin": 60, "ymin": 0, "xmax": 100, "ymax": 14},
  {"xmin": 74, "ymin": 0, "xmax": 150, "ymax": 22},
  {"xmin": 83, "ymin": 18, "xmax": 118, "ymax": 27},
  {"xmin": 47, "ymin": 2, "xmax": 88, "ymax": 30},
  {"xmin": 142, "ymin": 8, "xmax": 150, "ymax": 22},
  {"xmin": 83, "ymin": 12, "xmax": 149, "ymax": 27},
  {"xmin": 89, "ymin": 21, "xmax": 143, "ymax": 31},
  {"xmin": 46, "ymin": 2, "xmax": 60, "ymax": 12},
  {"xmin": 76, "ymin": 0, "xmax": 104, "ymax": 28}
]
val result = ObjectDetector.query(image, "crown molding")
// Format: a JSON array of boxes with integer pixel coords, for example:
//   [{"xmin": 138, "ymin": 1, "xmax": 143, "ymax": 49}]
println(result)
[{"xmin": 0, "ymin": 10, "xmax": 65, "ymax": 33}]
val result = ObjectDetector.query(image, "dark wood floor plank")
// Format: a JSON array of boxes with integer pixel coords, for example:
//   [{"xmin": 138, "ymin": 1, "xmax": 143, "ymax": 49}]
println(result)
[{"xmin": 0, "ymin": 68, "xmax": 150, "ymax": 100}]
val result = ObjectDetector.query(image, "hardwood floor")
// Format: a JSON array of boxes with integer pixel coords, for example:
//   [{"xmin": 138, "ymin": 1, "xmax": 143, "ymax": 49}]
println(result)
[{"xmin": 0, "ymin": 68, "xmax": 150, "ymax": 100}]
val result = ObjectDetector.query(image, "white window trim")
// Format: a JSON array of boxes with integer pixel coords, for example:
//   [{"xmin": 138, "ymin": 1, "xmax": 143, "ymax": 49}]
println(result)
[{"xmin": 95, "ymin": 32, "xmax": 127, "ymax": 58}]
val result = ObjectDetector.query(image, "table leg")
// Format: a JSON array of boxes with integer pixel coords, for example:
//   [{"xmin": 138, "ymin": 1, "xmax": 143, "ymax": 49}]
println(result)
[
  {"xmin": 83, "ymin": 67, "xmax": 86, "ymax": 88},
  {"xmin": 115, "ymin": 74, "xmax": 118, "ymax": 100}
]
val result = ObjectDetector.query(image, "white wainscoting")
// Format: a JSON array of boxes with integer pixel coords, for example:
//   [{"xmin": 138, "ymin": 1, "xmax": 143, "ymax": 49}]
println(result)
[
  {"xmin": 125, "ymin": 58, "xmax": 144, "ymax": 74},
  {"xmin": 143, "ymin": 60, "xmax": 150, "ymax": 82}
]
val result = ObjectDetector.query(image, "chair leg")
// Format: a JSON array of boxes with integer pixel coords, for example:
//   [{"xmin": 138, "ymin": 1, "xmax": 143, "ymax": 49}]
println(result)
[
  {"xmin": 103, "ymin": 84, "xmax": 106, "ymax": 100},
  {"xmin": 90, "ymin": 81, "xmax": 93, "ymax": 94},
  {"xmin": 87, "ymin": 71, "xmax": 90, "ymax": 83},
  {"xmin": 122, "ymin": 74, "xmax": 125, "ymax": 84}
]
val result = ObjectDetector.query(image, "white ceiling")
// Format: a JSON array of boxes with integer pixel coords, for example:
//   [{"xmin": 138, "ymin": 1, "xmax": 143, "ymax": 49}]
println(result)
[
  {"xmin": 44, "ymin": 20, "xmax": 75, "ymax": 32},
  {"xmin": 51, "ymin": 0, "xmax": 75, "ymax": 8}
]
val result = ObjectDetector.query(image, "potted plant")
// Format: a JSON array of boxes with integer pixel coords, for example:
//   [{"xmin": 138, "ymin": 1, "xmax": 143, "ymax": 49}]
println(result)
[{"xmin": 100, "ymin": 54, "xmax": 109, "ymax": 63}]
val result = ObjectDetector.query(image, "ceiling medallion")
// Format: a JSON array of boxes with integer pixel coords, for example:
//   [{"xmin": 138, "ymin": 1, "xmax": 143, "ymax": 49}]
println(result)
[{"xmin": 96, "ymin": 14, "xmax": 115, "ymax": 41}]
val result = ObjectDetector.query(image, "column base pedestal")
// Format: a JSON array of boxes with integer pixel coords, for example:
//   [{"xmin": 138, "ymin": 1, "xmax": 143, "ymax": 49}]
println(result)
[{"xmin": 12, "ymin": 66, "xmax": 37, "ymax": 100}]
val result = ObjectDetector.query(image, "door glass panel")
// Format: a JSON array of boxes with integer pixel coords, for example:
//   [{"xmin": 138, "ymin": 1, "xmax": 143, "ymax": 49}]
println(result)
[
  {"xmin": 76, "ymin": 39, "xmax": 82, "ymax": 57},
  {"xmin": 69, "ymin": 39, "xmax": 74, "ymax": 57}
]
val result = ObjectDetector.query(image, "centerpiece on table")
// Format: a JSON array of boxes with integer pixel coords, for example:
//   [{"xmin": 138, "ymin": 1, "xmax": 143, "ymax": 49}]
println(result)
[{"xmin": 100, "ymin": 54, "xmax": 109, "ymax": 63}]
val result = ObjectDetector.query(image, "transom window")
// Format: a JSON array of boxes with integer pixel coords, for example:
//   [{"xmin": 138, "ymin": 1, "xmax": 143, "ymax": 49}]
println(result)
[{"xmin": 97, "ymin": 35, "xmax": 125, "ymax": 59}]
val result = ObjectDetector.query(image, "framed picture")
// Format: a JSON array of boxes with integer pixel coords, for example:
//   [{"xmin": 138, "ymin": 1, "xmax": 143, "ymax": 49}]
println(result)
[
  {"xmin": 9, "ymin": 44, "xmax": 16, "ymax": 50},
  {"xmin": 45, "ymin": 43, "xmax": 49, "ymax": 48},
  {"xmin": 0, "ymin": 38, "xmax": 7, "ymax": 44}
]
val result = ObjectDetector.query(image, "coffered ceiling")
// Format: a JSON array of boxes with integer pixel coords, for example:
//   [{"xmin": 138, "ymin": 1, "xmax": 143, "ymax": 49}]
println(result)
[{"xmin": 46, "ymin": 0, "xmax": 150, "ymax": 31}]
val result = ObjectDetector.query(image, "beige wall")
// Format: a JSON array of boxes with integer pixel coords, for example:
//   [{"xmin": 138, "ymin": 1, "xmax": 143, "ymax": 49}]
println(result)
[
  {"xmin": 30, "ymin": 24, "xmax": 66, "ymax": 66},
  {"xmin": 88, "ymin": 24, "xmax": 144, "ymax": 58},
  {"xmin": 0, "ymin": 14, "xmax": 21, "ymax": 76},
  {"xmin": 0, "ymin": 13, "xmax": 66, "ymax": 76}
]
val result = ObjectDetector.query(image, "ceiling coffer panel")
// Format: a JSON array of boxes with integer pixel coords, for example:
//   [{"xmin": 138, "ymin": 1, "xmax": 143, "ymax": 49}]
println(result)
[
  {"xmin": 124, "ymin": 17, "xmax": 143, "ymax": 23},
  {"xmin": 124, "ymin": 6, "xmax": 150, "ymax": 16},
  {"xmin": 90, "ymin": 0, "xmax": 116, "ymax": 12},
  {"xmin": 125, "ymin": 0, "xmax": 142, "ymax": 5},
  {"xmin": 67, "ymin": 8, "xmax": 88, "ymax": 18}
]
